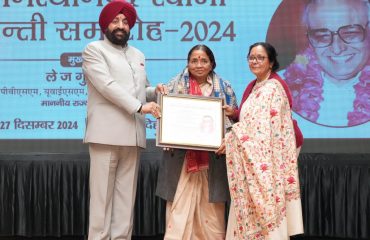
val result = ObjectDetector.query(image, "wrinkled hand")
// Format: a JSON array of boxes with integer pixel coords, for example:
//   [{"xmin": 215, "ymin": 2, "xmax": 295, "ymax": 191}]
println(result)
[
  {"xmin": 141, "ymin": 101, "xmax": 161, "ymax": 118},
  {"xmin": 223, "ymin": 105, "xmax": 236, "ymax": 117},
  {"xmin": 215, "ymin": 138, "xmax": 226, "ymax": 155},
  {"xmin": 155, "ymin": 83, "xmax": 168, "ymax": 95}
]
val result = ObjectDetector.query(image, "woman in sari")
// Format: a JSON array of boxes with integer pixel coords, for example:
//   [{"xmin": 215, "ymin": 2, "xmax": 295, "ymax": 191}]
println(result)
[
  {"xmin": 225, "ymin": 42, "xmax": 304, "ymax": 240},
  {"xmin": 156, "ymin": 44, "xmax": 238, "ymax": 240}
]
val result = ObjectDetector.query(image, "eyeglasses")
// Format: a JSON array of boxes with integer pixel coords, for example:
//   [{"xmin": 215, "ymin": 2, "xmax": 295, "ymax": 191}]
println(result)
[
  {"xmin": 247, "ymin": 55, "xmax": 266, "ymax": 63},
  {"xmin": 307, "ymin": 22, "xmax": 368, "ymax": 48},
  {"xmin": 189, "ymin": 59, "xmax": 210, "ymax": 66}
]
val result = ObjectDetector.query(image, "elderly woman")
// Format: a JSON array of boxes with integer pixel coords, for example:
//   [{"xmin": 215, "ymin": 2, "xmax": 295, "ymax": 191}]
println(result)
[
  {"xmin": 225, "ymin": 42, "xmax": 304, "ymax": 240},
  {"xmin": 156, "ymin": 44, "xmax": 238, "ymax": 240}
]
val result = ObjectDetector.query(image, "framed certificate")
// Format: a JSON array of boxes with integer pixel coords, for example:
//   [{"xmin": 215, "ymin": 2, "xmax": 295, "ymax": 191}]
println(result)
[{"xmin": 156, "ymin": 94, "xmax": 225, "ymax": 151}]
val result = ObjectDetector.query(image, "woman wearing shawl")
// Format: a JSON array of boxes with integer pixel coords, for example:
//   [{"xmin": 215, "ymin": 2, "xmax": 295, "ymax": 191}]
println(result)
[
  {"xmin": 156, "ymin": 44, "xmax": 238, "ymax": 240},
  {"xmin": 225, "ymin": 42, "xmax": 304, "ymax": 240}
]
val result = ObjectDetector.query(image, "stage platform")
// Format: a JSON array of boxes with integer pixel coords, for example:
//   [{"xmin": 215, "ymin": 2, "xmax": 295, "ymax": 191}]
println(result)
[{"xmin": 0, "ymin": 143, "xmax": 369, "ymax": 239}]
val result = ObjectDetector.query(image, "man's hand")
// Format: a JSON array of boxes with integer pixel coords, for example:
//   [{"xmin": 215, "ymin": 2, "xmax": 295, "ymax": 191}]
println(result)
[
  {"xmin": 141, "ymin": 102, "xmax": 161, "ymax": 118},
  {"xmin": 155, "ymin": 83, "xmax": 168, "ymax": 95}
]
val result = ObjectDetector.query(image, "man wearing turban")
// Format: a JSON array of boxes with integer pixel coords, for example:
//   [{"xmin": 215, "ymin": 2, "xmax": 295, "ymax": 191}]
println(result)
[{"xmin": 82, "ymin": 1, "xmax": 166, "ymax": 239}]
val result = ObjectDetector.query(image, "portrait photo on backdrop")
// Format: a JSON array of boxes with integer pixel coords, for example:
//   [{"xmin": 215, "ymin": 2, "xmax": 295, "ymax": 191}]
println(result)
[{"xmin": 268, "ymin": 0, "xmax": 370, "ymax": 127}]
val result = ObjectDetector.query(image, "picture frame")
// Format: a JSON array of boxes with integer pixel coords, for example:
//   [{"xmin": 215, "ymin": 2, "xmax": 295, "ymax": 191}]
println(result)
[{"xmin": 156, "ymin": 94, "xmax": 225, "ymax": 151}]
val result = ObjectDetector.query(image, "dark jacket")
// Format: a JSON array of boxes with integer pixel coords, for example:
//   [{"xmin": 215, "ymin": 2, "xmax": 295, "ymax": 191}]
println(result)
[{"xmin": 155, "ymin": 149, "xmax": 230, "ymax": 203}]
